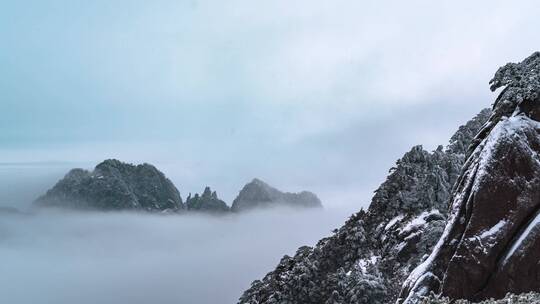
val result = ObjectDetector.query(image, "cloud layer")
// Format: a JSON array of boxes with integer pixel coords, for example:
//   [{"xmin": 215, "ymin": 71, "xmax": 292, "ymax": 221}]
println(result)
[{"xmin": 0, "ymin": 208, "xmax": 351, "ymax": 304}]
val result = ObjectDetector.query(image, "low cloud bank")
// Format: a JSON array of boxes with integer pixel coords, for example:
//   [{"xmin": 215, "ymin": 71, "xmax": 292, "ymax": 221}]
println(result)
[{"xmin": 0, "ymin": 207, "xmax": 354, "ymax": 304}]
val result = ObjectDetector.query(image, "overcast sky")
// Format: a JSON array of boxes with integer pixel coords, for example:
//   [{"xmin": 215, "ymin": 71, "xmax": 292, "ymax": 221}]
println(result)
[{"xmin": 1, "ymin": 0, "xmax": 539, "ymax": 206}]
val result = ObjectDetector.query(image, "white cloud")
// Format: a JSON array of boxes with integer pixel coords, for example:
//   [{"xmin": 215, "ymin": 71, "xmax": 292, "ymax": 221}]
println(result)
[{"xmin": 0, "ymin": 208, "xmax": 353, "ymax": 304}]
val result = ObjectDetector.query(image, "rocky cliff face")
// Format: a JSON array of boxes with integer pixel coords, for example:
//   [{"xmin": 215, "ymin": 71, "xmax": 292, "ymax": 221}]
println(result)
[
  {"xmin": 231, "ymin": 178, "xmax": 322, "ymax": 212},
  {"xmin": 398, "ymin": 52, "xmax": 540, "ymax": 303},
  {"xmin": 185, "ymin": 186, "xmax": 230, "ymax": 213},
  {"xmin": 35, "ymin": 159, "xmax": 184, "ymax": 211},
  {"xmin": 237, "ymin": 109, "xmax": 491, "ymax": 304}
]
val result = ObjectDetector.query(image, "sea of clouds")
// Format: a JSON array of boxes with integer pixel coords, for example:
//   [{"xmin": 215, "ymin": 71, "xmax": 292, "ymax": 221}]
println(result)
[{"xmin": 0, "ymin": 206, "xmax": 354, "ymax": 304}]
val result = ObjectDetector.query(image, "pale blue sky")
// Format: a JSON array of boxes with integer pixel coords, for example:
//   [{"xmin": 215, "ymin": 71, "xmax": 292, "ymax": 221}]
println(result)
[{"xmin": 1, "ymin": 0, "xmax": 539, "ymax": 205}]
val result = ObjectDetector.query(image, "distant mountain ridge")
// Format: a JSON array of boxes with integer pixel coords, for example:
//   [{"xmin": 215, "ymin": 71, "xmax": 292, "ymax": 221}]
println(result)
[
  {"xmin": 35, "ymin": 159, "xmax": 184, "ymax": 211},
  {"xmin": 231, "ymin": 178, "xmax": 322, "ymax": 212},
  {"xmin": 35, "ymin": 162, "xmax": 322, "ymax": 213}
]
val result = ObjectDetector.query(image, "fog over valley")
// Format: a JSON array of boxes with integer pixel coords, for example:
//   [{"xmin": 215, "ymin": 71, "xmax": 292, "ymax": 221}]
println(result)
[
  {"xmin": 0, "ymin": 204, "xmax": 352, "ymax": 304},
  {"xmin": 0, "ymin": 157, "xmax": 371, "ymax": 304}
]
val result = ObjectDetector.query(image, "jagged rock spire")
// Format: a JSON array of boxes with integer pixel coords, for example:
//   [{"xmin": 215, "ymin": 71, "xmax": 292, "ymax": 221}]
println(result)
[
  {"xmin": 470, "ymin": 52, "xmax": 540, "ymax": 152},
  {"xmin": 185, "ymin": 186, "xmax": 230, "ymax": 213},
  {"xmin": 489, "ymin": 52, "xmax": 540, "ymax": 105}
]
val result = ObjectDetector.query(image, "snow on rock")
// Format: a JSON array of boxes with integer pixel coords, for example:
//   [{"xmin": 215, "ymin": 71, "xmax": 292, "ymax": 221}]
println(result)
[
  {"xmin": 398, "ymin": 51, "xmax": 540, "ymax": 303},
  {"xmin": 399, "ymin": 210, "xmax": 441, "ymax": 236},
  {"xmin": 478, "ymin": 220, "xmax": 507, "ymax": 240},
  {"xmin": 502, "ymin": 210, "xmax": 540, "ymax": 265},
  {"xmin": 357, "ymin": 255, "xmax": 379, "ymax": 274},
  {"xmin": 386, "ymin": 215, "xmax": 405, "ymax": 230}
]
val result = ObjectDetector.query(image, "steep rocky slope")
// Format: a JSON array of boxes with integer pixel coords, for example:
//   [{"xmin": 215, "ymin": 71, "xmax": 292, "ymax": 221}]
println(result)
[
  {"xmin": 231, "ymin": 178, "xmax": 322, "ymax": 212},
  {"xmin": 185, "ymin": 186, "xmax": 230, "ymax": 213},
  {"xmin": 35, "ymin": 159, "xmax": 184, "ymax": 211},
  {"xmin": 398, "ymin": 53, "xmax": 540, "ymax": 303},
  {"xmin": 237, "ymin": 109, "xmax": 491, "ymax": 304}
]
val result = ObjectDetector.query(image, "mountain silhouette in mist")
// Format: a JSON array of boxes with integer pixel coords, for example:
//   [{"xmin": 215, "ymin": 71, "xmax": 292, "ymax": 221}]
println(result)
[{"xmin": 35, "ymin": 162, "xmax": 322, "ymax": 213}]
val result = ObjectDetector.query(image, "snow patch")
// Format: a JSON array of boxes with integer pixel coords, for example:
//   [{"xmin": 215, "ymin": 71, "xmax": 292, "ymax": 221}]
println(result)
[
  {"xmin": 479, "ymin": 220, "xmax": 506, "ymax": 239},
  {"xmin": 503, "ymin": 209, "xmax": 540, "ymax": 265},
  {"xmin": 399, "ymin": 210, "xmax": 440, "ymax": 235},
  {"xmin": 357, "ymin": 255, "xmax": 379, "ymax": 274},
  {"xmin": 395, "ymin": 242, "xmax": 407, "ymax": 253},
  {"xmin": 385, "ymin": 215, "xmax": 404, "ymax": 230}
]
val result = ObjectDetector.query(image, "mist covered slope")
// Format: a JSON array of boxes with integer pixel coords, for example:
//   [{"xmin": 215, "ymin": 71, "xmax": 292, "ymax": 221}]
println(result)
[
  {"xmin": 34, "ymin": 159, "xmax": 184, "ymax": 211},
  {"xmin": 238, "ymin": 108, "xmax": 491, "ymax": 304},
  {"xmin": 0, "ymin": 206, "xmax": 354, "ymax": 304},
  {"xmin": 231, "ymin": 178, "xmax": 322, "ymax": 212}
]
